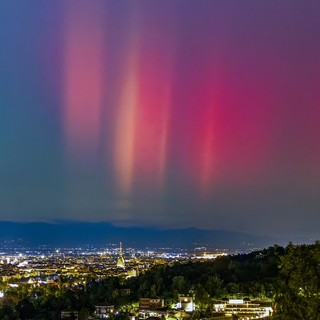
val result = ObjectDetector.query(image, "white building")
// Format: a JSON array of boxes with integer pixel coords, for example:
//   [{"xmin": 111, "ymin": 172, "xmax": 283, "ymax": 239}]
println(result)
[{"xmin": 213, "ymin": 299, "xmax": 273, "ymax": 319}]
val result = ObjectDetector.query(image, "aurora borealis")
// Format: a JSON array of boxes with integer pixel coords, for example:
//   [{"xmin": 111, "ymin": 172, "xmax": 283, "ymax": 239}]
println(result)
[{"xmin": 1, "ymin": 1, "xmax": 320, "ymax": 238}]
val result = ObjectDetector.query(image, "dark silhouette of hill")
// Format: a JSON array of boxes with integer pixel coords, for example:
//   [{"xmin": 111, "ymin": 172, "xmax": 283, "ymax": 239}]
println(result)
[{"xmin": 0, "ymin": 221, "xmax": 282, "ymax": 249}]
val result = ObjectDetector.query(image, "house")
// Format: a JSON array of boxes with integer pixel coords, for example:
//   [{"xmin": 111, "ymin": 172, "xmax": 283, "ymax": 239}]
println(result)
[
  {"xmin": 61, "ymin": 310, "xmax": 79, "ymax": 320},
  {"xmin": 139, "ymin": 298, "xmax": 164, "ymax": 310},
  {"xmin": 94, "ymin": 305, "xmax": 115, "ymax": 318}
]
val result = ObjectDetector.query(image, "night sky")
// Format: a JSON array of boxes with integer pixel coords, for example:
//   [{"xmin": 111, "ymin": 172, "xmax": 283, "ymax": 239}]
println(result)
[{"xmin": 1, "ymin": 1, "xmax": 320, "ymax": 238}]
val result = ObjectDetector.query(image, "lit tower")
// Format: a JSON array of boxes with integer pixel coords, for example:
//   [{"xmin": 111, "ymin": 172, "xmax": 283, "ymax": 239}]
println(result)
[{"xmin": 116, "ymin": 242, "xmax": 125, "ymax": 269}]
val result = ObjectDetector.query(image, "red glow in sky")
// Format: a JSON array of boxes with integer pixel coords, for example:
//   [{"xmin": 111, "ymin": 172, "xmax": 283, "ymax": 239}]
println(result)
[
  {"xmin": 64, "ymin": 3, "xmax": 104, "ymax": 159},
  {"xmin": 2, "ymin": 0, "xmax": 319, "ymax": 236}
]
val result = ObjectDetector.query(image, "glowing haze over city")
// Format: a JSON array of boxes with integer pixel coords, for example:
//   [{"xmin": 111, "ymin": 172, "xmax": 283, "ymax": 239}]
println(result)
[{"xmin": 1, "ymin": 1, "xmax": 320, "ymax": 238}]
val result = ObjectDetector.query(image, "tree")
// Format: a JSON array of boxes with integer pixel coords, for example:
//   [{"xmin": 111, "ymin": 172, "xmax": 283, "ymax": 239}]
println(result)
[
  {"xmin": 79, "ymin": 307, "xmax": 90, "ymax": 320},
  {"xmin": 195, "ymin": 285, "xmax": 210, "ymax": 312},
  {"xmin": 0, "ymin": 304, "xmax": 19, "ymax": 320},
  {"xmin": 172, "ymin": 276, "xmax": 185, "ymax": 293},
  {"xmin": 16, "ymin": 298, "xmax": 36, "ymax": 320},
  {"xmin": 274, "ymin": 242, "xmax": 320, "ymax": 319},
  {"xmin": 206, "ymin": 275, "xmax": 224, "ymax": 298}
]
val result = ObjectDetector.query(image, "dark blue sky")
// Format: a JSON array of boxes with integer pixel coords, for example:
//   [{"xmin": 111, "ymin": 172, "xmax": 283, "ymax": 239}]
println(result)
[{"xmin": 1, "ymin": 1, "xmax": 320, "ymax": 238}]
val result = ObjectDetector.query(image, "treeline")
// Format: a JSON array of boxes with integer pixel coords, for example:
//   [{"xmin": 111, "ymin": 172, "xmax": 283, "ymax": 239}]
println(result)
[
  {"xmin": 0, "ymin": 242, "xmax": 319, "ymax": 319},
  {"xmin": 126, "ymin": 245, "xmax": 284, "ymax": 303}
]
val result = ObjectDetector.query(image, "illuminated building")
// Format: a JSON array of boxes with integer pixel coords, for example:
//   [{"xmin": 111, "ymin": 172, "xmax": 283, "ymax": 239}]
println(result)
[
  {"xmin": 139, "ymin": 298, "xmax": 164, "ymax": 310},
  {"xmin": 61, "ymin": 311, "xmax": 79, "ymax": 319},
  {"xmin": 116, "ymin": 242, "xmax": 125, "ymax": 268},
  {"xmin": 139, "ymin": 298, "xmax": 166, "ymax": 319},
  {"xmin": 174, "ymin": 294, "xmax": 195, "ymax": 311},
  {"xmin": 213, "ymin": 299, "xmax": 273, "ymax": 318},
  {"xmin": 94, "ymin": 305, "xmax": 115, "ymax": 318}
]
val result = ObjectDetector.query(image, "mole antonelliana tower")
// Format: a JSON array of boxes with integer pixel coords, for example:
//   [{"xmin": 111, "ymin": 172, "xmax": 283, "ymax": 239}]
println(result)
[{"xmin": 116, "ymin": 242, "xmax": 125, "ymax": 268}]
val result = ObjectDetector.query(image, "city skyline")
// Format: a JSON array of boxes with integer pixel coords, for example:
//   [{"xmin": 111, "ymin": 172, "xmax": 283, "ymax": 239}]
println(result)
[{"xmin": 1, "ymin": 1, "xmax": 320, "ymax": 239}]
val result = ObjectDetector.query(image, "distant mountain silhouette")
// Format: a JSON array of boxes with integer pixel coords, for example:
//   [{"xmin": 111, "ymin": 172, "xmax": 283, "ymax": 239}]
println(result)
[{"xmin": 0, "ymin": 221, "xmax": 284, "ymax": 250}]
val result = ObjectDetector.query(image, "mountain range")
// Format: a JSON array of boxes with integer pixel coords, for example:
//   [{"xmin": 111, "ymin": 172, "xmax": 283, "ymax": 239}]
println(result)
[{"xmin": 0, "ymin": 221, "xmax": 289, "ymax": 250}]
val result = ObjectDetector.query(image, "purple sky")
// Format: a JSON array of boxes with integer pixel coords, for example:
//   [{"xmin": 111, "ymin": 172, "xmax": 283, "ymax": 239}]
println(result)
[{"xmin": 0, "ymin": 1, "xmax": 320, "ymax": 238}]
